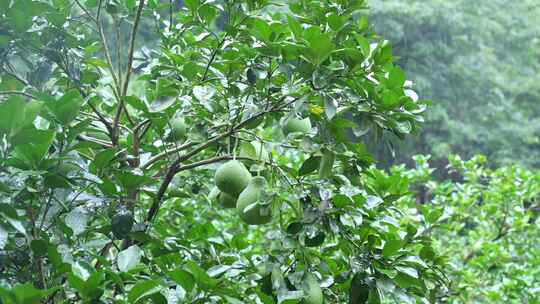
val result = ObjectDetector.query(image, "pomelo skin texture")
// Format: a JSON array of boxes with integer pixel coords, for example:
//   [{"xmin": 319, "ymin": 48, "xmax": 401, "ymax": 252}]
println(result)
[
  {"xmin": 218, "ymin": 191, "xmax": 237, "ymax": 208},
  {"xmin": 209, "ymin": 187, "xmax": 237, "ymax": 208},
  {"xmin": 214, "ymin": 160, "xmax": 252, "ymax": 196},
  {"xmin": 303, "ymin": 274, "xmax": 323, "ymax": 304},
  {"xmin": 169, "ymin": 117, "xmax": 187, "ymax": 141},
  {"xmin": 236, "ymin": 176, "xmax": 272, "ymax": 225},
  {"xmin": 283, "ymin": 117, "xmax": 311, "ymax": 136}
]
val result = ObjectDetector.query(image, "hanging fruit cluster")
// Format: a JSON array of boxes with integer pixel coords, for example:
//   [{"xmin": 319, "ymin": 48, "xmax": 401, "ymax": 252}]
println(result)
[{"xmin": 211, "ymin": 159, "xmax": 272, "ymax": 225}]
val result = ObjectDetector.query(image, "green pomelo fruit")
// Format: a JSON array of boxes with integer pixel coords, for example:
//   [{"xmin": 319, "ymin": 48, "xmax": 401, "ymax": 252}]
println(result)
[
  {"xmin": 236, "ymin": 176, "xmax": 272, "ymax": 225},
  {"xmin": 119, "ymin": 137, "xmax": 128, "ymax": 147},
  {"xmin": 303, "ymin": 274, "xmax": 323, "ymax": 304},
  {"xmin": 214, "ymin": 160, "xmax": 252, "ymax": 196},
  {"xmin": 168, "ymin": 117, "xmax": 187, "ymax": 141},
  {"xmin": 219, "ymin": 191, "xmax": 237, "ymax": 208},
  {"xmin": 209, "ymin": 186, "xmax": 237, "ymax": 208},
  {"xmin": 111, "ymin": 209, "xmax": 134, "ymax": 240},
  {"xmin": 283, "ymin": 117, "xmax": 311, "ymax": 136}
]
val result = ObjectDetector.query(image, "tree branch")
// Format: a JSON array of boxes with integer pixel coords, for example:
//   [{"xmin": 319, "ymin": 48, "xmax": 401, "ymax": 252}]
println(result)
[
  {"xmin": 96, "ymin": 0, "xmax": 122, "ymax": 101},
  {"xmin": 141, "ymin": 140, "xmax": 197, "ymax": 170},
  {"xmin": 114, "ymin": 0, "xmax": 145, "ymax": 133},
  {"xmin": 73, "ymin": 0, "xmax": 98, "ymax": 23},
  {"xmin": 0, "ymin": 91, "xmax": 36, "ymax": 100}
]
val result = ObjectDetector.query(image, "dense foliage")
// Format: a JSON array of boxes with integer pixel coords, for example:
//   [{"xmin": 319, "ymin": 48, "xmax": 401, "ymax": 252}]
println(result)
[
  {"xmin": 0, "ymin": 0, "xmax": 447, "ymax": 303},
  {"xmin": 397, "ymin": 155, "xmax": 540, "ymax": 303},
  {"xmin": 369, "ymin": 0, "xmax": 540, "ymax": 168}
]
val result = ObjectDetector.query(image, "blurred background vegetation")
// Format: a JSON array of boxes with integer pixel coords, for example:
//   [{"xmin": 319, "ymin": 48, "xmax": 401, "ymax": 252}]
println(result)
[{"xmin": 367, "ymin": 0, "xmax": 540, "ymax": 170}]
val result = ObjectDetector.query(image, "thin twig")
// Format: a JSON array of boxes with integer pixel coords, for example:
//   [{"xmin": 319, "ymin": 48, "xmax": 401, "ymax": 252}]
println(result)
[
  {"xmin": 0, "ymin": 90, "xmax": 36, "ymax": 100},
  {"xmin": 113, "ymin": 0, "xmax": 145, "ymax": 136},
  {"xmin": 0, "ymin": 66, "xmax": 30, "ymax": 86},
  {"xmin": 121, "ymin": 0, "xmax": 145, "ymax": 97},
  {"xmin": 73, "ymin": 0, "xmax": 97, "ymax": 23},
  {"xmin": 96, "ymin": 0, "xmax": 122, "ymax": 103},
  {"xmin": 140, "ymin": 140, "xmax": 197, "ymax": 170}
]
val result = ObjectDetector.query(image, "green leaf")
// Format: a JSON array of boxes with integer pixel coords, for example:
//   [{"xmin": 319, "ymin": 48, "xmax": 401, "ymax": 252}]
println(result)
[
  {"xmin": 349, "ymin": 273, "xmax": 369, "ymax": 304},
  {"xmin": 303, "ymin": 28, "xmax": 334, "ymax": 65},
  {"xmin": 333, "ymin": 194, "xmax": 353, "ymax": 208},
  {"xmin": 386, "ymin": 66, "xmax": 406, "ymax": 89},
  {"xmin": 67, "ymin": 273, "xmax": 86, "ymax": 294},
  {"xmin": 168, "ymin": 269, "xmax": 195, "ymax": 292},
  {"xmin": 117, "ymin": 245, "xmax": 142, "ymax": 272},
  {"xmin": 239, "ymin": 142, "xmax": 257, "ymax": 159},
  {"xmin": 327, "ymin": 13, "xmax": 344, "ymax": 31},
  {"xmin": 11, "ymin": 127, "xmax": 55, "ymax": 166},
  {"xmin": 184, "ymin": 0, "xmax": 199, "ymax": 11},
  {"xmin": 287, "ymin": 16, "xmax": 302, "ymax": 39},
  {"xmin": 286, "ymin": 222, "xmax": 303, "ymax": 234},
  {"xmin": 324, "ymin": 96, "xmax": 337, "ymax": 120},
  {"xmin": 298, "ymin": 156, "xmax": 321, "ymax": 176},
  {"xmin": 46, "ymin": 90, "xmax": 84, "ymax": 125},
  {"xmin": 123, "ymin": 96, "xmax": 149, "ymax": 113},
  {"xmin": 115, "ymin": 171, "xmax": 154, "ymax": 193},
  {"xmin": 305, "ymin": 231, "xmax": 325, "ymax": 247},
  {"xmin": 30, "ymin": 239, "xmax": 48, "ymax": 258},
  {"xmin": 65, "ymin": 207, "xmax": 88, "ymax": 236},
  {"xmin": 379, "ymin": 90, "xmax": 400, "ymax": 110},
  {"xmin": 319, "ymin": 149, "xmax": 335, "ymax": 179},
  {"xmin": 0, "ymin": 96, "xmax": 40, "ymax": 137},
  {"xmin": 382, "ymin": 239, "xmax": 402, "ymax": 258},
  {"xmin": 251, "ymin": 19, "xmax": 273, "ymax": 42},
  {"xmin": 184, "ymin": 260, "xmax": 218, "ymax": 290},
  {"xmin": 127, "ymin": 279, "xmax": 162, "ymax": 303},
  {"xmin": 92, "ymin": 148, "xmax": 117, "ymax": 172},
  {"xmin": 11, "ymin": 283, "xmax": 45, "ymax": 304}
]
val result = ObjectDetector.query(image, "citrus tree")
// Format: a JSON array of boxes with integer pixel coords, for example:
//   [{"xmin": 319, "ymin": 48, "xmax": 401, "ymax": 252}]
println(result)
[
  {"xmin": 0, "ymin": 0, "xmax": 445, "ymax": 303},
  {"xmin": 397, "ymin": 155, "xmax": 540, "ymax": 303}
]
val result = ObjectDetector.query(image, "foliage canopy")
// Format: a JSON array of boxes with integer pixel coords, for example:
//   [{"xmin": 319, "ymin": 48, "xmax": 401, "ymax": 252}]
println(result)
[{"xmin": 0, "ymin": 0, "xmax": 446, "ymax": 303}]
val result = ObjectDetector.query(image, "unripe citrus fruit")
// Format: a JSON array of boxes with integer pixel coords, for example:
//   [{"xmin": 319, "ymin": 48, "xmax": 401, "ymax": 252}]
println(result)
[
  {"xmin": 283, "ymin": 117, "xmax": 311, "ymax": 136},
  {"xmin": 111, "ymin": 209, "xmax": 134, "ymax": 240},
  {"xmin": 214, "ymin": 160, "xmax": 252, "ymax": 196},
  {"xmin": 219, "ymin": 191, "xmax": 237, "ymax": 208},
  {"xmin": 236, "ymin": 176, "xmax": 272, "ymax": 225},
  {"xmin": 168, "ymin": 117, "xmax": 187, "ymax": 141}
]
